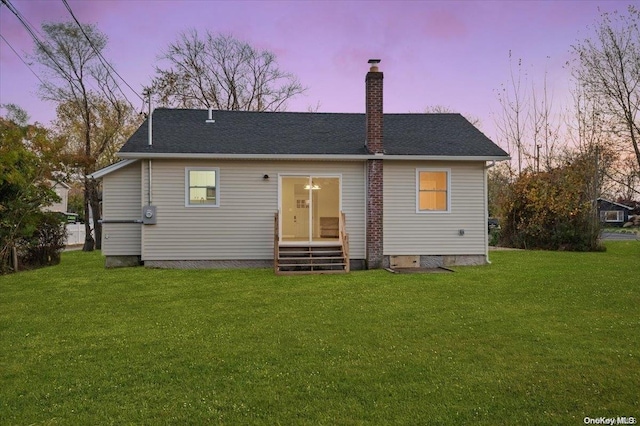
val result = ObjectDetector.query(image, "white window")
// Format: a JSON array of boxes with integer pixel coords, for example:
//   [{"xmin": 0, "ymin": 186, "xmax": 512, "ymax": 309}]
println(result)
[
  {"xmin": 186, "ymin": 168, "xmax": 219, "ymax": 207},
  {"xmin": 416, "ymin": 169, "xmax": 450, "ymax": 213},
  {"xmin": 600, "ymin": 210, "xmax": 624, "ymax": 222}
]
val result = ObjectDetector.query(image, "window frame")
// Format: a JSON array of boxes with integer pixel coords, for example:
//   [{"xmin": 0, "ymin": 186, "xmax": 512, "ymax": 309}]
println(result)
[
  {"xmin": 185, "ymin": 167, "xmax": 220, "ymax": 208},
  {"xmin": 600, "ymin": 210, "xmax": 624, "ymax": 222},
  {"xmin": 415, "ymin": 168, "xmax": 451, "ymax": 213}
]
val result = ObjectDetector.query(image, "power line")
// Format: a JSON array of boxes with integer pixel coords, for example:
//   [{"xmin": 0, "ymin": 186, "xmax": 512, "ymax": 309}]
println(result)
[
  {"xmin": 1, "ymin": 0, "xmax": 89, "ymax": 97},
  {"xmin": 61, "ymin": 0, "xmax": 144, "ymax": 107},
  {"xmin": 1, "ymin": 0, "xmax": 126, "ymax": 115},
  {"xmin": 0, "ymin": 33, "xmax": 46, "ymax": 86}
]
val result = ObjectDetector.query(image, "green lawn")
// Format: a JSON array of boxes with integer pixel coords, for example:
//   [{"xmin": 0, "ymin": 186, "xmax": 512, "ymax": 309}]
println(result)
[
  {"xmin": 1, "ymin": 243, "xmax": 639, "ymax": 425},
  {"xmin": 603, "ymin": 226, "xmax": 640, "ymax": 236}
]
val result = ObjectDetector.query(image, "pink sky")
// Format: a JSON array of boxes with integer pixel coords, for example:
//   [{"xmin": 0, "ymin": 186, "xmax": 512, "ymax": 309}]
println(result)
[{"xmin": 0, "ymin": 0, "xmax": 633, "ymax": 146}]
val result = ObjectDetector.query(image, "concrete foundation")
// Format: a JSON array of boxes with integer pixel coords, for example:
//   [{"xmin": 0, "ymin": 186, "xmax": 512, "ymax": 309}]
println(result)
[
  {"xmin": 349, "ymin": 259, "xmax": 366, "ymax": 271},
  {"xmin": 144, "ymin": 259, "xmax": 272, "ymax": 269},
  {"xmin": 105, "ymin": 256, "xmax": 142, "ymax": 268},
  {"xmin": 383, "ymin": 254, "xmax": 486, "ymax": 269},
  {"xmin": 144, "ymin": 259, "xmax": 367, "ymax": 271}
]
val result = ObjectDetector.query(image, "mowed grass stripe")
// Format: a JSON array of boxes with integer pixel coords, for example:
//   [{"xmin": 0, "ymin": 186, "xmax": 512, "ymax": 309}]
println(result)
[{"xmin": 1, "ymin": 242, "xmax": 638, "ymax": 424}]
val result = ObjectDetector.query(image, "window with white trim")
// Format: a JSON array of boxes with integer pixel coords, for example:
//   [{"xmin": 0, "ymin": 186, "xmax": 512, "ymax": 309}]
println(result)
[
  {"xmin": 186, "ymin": 168, "xmax": 219, "ymax": 207},
  {"xmin": 600, "ymin": 210, "xmax": 624, "ymax": 222},
  {"xmin": 417, "ymin": 169, "xmax": 450, "ymax": 212}
]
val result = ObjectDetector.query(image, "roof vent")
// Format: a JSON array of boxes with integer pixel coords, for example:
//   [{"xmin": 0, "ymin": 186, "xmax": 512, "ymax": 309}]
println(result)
[{"xmin": 205, "ymin": 107, "xmax": 215, "ymax": 123}]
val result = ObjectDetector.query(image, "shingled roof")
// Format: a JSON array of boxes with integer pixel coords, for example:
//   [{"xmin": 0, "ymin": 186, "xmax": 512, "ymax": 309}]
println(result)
[{"xmin": 118, "ymin": 108, "xmax": 508, "ymax": 158}]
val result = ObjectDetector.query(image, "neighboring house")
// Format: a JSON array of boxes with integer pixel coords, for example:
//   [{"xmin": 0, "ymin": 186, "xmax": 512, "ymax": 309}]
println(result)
[
  {"xmin": 91, "ymin": 60, "xmax": 509, "ymax": 272},
  {"xmin": 597, "ymin": 198, "xmax": 633, "ymax": 226},
  {"xmin": 44, "ymin": 180, "xmax": 70, "ymax": 213}
]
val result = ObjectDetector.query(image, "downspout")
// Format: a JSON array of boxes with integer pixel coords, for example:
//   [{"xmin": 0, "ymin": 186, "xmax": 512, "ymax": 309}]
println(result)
[
  {"xmin": 363, "ymin": 161, "xmax": 368, "ymax": 263},
  {"xmin": 148, "ymin": 160, "xmax": 152, "ymax": 205},
  {"xmin": 484, "ymin": 161, "xmax": 495, "ymax": 264},
  {"xmin": 147, "ymin": 100, "xmax": 153, "ymax": 205}
]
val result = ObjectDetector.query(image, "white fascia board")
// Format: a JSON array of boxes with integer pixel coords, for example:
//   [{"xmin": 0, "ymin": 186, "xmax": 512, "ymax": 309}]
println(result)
[
  {"xmin": 118, "ymin": 153, "xmax": 371, "ymax": 161},
  {"xmin": 89, "ymin": 159, "xmax": 139, "ymax": 179},
  {"xmin": 377, "ymin": 155, "xmax": 511, "ymax": 162},
  {"xmin": 118, "ymin": 152, "xmax": 511, "ymax": 162}
]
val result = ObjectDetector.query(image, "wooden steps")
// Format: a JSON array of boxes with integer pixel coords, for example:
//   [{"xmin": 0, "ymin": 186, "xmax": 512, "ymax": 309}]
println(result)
[
  {"xmin": 274, "ymin": 211, "xmax": 350, "ymax": 275},
  {"xmin": 276, "ymin": 245, "xmax": 347, "ymax": 274}
]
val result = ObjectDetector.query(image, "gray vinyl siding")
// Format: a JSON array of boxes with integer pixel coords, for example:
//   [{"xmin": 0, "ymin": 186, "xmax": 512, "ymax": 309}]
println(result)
[
  {"xmin": 141, "ymin": 160, "xmax": 365, "ymax": 261},
  {"xmin": 102, "ymin": 161, "xmax": 142, "ymax": 256},
  {"xmin": 383, "ymin": 161, "xmax": 487, "ymax": 255}
]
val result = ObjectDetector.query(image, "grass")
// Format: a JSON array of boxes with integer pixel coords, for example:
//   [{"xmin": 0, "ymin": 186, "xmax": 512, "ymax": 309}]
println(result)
[
  {"xmin": 603, "ymin": 226, "xmax": 639, "ymax": 236},
  {"xmin": 1, "ymin": 243, "xmax": 639, "ymax": 425}
]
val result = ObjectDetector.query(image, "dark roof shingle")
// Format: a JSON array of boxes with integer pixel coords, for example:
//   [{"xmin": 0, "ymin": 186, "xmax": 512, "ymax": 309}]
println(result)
[{"xmin": 119, "ymin": 108, "xmax": 508, "ymax": 158}]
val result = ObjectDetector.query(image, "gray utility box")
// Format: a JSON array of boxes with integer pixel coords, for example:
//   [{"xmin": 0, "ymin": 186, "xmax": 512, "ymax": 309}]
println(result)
[{"xmin": 142, "ymin": 205, "xmax": 157, "ymax": 225}]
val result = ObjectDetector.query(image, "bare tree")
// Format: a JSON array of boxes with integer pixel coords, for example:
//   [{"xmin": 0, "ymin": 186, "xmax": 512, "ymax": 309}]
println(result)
[
  {"xmin": 530, "ymin": 68, "xmax": 562, "ymax": 171},
  {"xmin": 572, "ymin": 5, "xmax": 640, "ymax": 172},
  {"xmin": 567, "ymin": 83, "xmax": 606, "ymax": 153},
  {"xmin": 495, "ymin": 53, "xmax": 567, "ymax": 175},
  {"xmin": 423, "ymin": 104, "xmax": 481, "ymax": 128},
  {"xmin": 615, "ymin": 156, "xmax": 640, "ymax": 199},
  {"xmin": 147, "ymin": 30, "xmax": 305, "ymax": 111},
  {"xmin": 32, "ymin": 22, "xmax": 137, "ymax": 251},
  {"xmin": 567, "ymin": 84, "xmax": 603, "ymax": 197},
  {"xmin": 495, "ymin": 52, "xmax": 530, "ymax": 175}
]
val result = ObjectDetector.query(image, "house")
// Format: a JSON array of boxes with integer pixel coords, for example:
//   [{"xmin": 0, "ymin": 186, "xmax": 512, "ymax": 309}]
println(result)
[
  {"xmin": 91, "ymin": 60, "xmax": 509, "ymax": 272},
  {"xmin": 44, "ymin": 180, "xmax": 70, "ymax": 213},
  {"xmin": 597, "ymin": 198, "xmax": 633, "ymax": 226}
]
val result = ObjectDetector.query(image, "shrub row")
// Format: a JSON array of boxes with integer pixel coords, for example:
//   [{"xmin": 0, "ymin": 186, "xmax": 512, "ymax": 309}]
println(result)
[
  {"xmin": 0, "ymin": 212, "xmax": 67, "ymax": 274},
  {"xmin": 498, "ymin": 157, "xmax": 602, "ymax": 251}
]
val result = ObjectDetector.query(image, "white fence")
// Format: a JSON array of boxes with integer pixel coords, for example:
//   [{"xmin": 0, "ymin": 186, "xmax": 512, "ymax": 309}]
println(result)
[{"xmin": 66, "ymin": 223, "xmax": 92, "ymax": 246}]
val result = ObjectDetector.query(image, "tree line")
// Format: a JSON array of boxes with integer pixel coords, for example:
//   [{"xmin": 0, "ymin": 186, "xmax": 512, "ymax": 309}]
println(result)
[{"xmin": 489, "ymin": 5, "xmax": 640, "ymax": 250}]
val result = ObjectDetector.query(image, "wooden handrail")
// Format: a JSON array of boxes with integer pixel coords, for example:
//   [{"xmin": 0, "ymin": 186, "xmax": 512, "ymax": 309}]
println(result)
[
  {"xmin": 274, "ymin": 211, "xmax": 279, "ymax": 273},
  {"xmin": 276, "ymin": 211, "xmax": 349, "ymax": 275},
  {"xmin": 340, "ymin": 211, "xmax": 350, "ymax": 273}
]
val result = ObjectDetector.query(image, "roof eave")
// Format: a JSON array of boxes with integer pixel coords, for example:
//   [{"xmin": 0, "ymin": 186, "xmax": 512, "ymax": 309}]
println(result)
[
  {"xmin": 118, "ymin": 152, "xmax": 510, "ymax": 162},
  {"xmin": 597, "ymin": 197, "xmax": 634, "ymax": 210},
  {"xmin": 89, "ymin": 159, "xmax": 139, "ymax": 179},
  {"xmin": 375, "ymin": 154, "xmax": 511, "ymax": 161}
]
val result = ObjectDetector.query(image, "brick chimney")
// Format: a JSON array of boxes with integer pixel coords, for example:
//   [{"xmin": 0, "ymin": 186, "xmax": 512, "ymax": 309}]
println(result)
[
  {"xmin": 366, "ymin": 59, "xmax": 383, "ymax": 154},
  {"xmin": 366, "ymin": 59, "xmax": 383, "ymax": 269}
]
